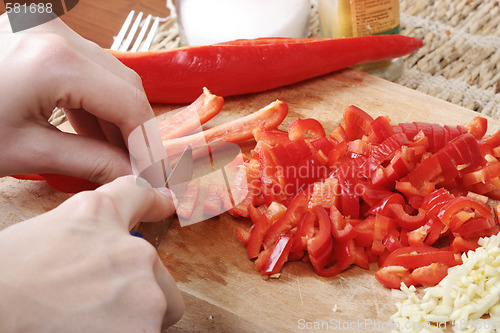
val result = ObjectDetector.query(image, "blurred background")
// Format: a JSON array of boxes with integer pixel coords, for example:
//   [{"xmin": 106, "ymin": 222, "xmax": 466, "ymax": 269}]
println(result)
[{"xmin": 0, "ymin": 0, "xmax": 169, "ymax": 48}]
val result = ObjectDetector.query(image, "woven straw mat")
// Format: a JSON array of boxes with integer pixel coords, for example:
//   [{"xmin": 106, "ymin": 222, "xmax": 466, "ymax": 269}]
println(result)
[{"xmin": 49, "ymin": 0, "xmax": 500, "ymax": 125}]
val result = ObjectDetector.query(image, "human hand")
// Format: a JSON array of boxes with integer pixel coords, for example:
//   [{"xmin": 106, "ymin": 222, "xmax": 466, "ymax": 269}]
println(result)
[
  {"xmin": 0, "ymin": 14, "xmax": 155, "ymax": 184},
  {"xmin": 0, "ymin": 176, "xmax": 184, "ymax": 332}
]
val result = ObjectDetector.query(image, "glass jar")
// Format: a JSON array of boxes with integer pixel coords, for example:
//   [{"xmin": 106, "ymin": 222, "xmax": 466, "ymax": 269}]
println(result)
[
  {"xmin": 318, "ymin": 0, "xmax": 403, "ymax": 81},
  {"xmin": 175, "ymin": 0, "xmax": 311, "ymax": 46}
]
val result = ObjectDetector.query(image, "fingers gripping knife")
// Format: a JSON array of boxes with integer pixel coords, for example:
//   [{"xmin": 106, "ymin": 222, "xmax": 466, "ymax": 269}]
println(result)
[{"xmin": 129, "ymin": 120, "xmax": 194, "ymax": 249}]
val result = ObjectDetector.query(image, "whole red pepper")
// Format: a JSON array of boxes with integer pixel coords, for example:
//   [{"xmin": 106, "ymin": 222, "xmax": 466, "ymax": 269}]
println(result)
[{"xmin": 110, "ymin": 35, "xmax": 423, "ymax": 104}]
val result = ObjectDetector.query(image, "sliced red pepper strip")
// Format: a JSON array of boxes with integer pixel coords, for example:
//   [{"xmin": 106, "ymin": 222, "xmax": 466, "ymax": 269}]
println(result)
[
  {"xmin": 388, "ymin": 203, "xmax": 427, "ymax": 230},
  {"xmin": 388, "ymin": 251, "xmax": 459, "ymax": 269},
  {"xmin": 111, "ymin": 35, "xmax": 423, "ymax": 104},
  {"xmin": 335, "ymin": 239, "xmax": 370, "ymax": 271},
  {"xmin": 163, "ymin": 100, "xmax": 288, "ymax": 158},
  {"xmin": 255, "ymin": 234, "xmax": 293, "ymax": 275},
  {"xmin": 288, "ymin": 118, "xmax": 326, "ymax": 141},
  {"xmin": 290, "ymin": 211, "xmax": 316, "ymax": 254},
  {"xmin": 462, "ymin": 163, "xmax": 500, "ymax": 186},
  {"xmin": 234, "ymin": 226, "xmax": 251, "ymax": 246},
  {"xmin": 371, "ymin": 214, "xmax": 395, "ymax": 255},
  {"xmin": 383, "ymin": 228, "xmax": 403, "ymax": 253},
  {"xmin": 158, "ymin": 87, "xmax": 224, "ymax": 140},
  {"xmin": 382, "ymin": 245, "xmax": 460, "ymax": 269},
  {"xmin": 330, "ymin": 206, "xmax": 357, "ymax": 242},
  {"xmin": 247, "ymin": 213, "xmax": 271, "ymax": 259},
  {"xmin": 353, "ymin": 216, "xmax": 375, "ymax": 247},
  {"xmin": 310, "ymin": 137, "xmax": 336, "ymax": 156},
  {"xmin": 255, "ymin": 141, "xmax": 282, "ymax": 205},
  {"xmin": 409, "ymin": 263, "xmax": 449, "ymax": 286},
  {"xmin": 424, "ymin": 216, "xmax": 446, "ymax": 245},
  {"xmin": 371, "ymin": 116, "xmax": 395, "ymax": 142},
  {"xmin": 203, "ymin": 183, "xmax": 224, "ymax": 216},
  {"xmin": 397, "ymin": 122, "xmax": 418, "ymax": 141},
  {"xmin": 454, "ymin": 217, "xmax": 496, "ymax": 238},
  {"xmin": 252, "ymin": 123, "xmax": 290, "ymax": 146},
  {"xmin": 358, "ymin": 181, "xmax": 393, "ymax": 207},
  {"xmin": 262, "ymin": 192, "xmax": 308, "ymax": 249},
  {"xmin": 338, "ymin": 163, "xmax": 360, "ymax": 219},
  {"xmin": 406, "ymin": 155, "xmax": 442, "ymax": 188},
  {"xmin": 307, "ymin": 206, "xmax": 333, "ymax": 258},
  {"xmin": 421, "ymin": 188, "xmax": 455, "ymax": 216},
  {"xmin": 360, "ymin": 133, "xmax": 409, "ymax": 178},
  {"xmin": 342, "ymin": 105, "xmax": 375, "ymax": 141},
  {"xmin": 367, "ymin": 193, "xmax": 405, "ymax": 216},
  {"xmin": 382, "ymin": 245, "xmax": 440, "ymax": 267},
  {"xmin": 464, "ymin": 116, "xmax": 488, "ymax": 140},
  {"xmin": 437, "ymin": 196, "xmax": 493, "ymax": 228},
  {"xmin": 176, "ymin": 178, "xmax": 201, "ymax": 220},
  {"xmin": 375, "ymin": 265, "xmax": 413, "ymax": 289},
  {"xmin": 450, "ymin": 236, "xmax": 480, "ymax": 253}
]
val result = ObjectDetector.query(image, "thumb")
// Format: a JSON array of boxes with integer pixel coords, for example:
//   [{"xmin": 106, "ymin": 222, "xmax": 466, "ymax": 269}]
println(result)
[{"xmin": 14, "ymin": 125, "xmax": 132, "ymax": 185}]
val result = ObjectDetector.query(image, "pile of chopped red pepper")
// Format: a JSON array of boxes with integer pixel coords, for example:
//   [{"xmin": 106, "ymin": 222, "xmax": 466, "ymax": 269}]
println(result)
[{"xmin": 229, "ymin": 105, "xmax": 500, "ymax": 288}]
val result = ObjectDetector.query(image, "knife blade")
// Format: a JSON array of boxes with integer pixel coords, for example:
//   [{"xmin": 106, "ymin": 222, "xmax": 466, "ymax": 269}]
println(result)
[{"xmin": 134, "ymin": 145, "xmax": 194, "ymax": 248}]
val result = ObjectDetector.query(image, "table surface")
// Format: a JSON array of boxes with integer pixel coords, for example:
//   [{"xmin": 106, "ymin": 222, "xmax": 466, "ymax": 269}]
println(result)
[{"xmin": 0, "ymin": 0, "xmax": 169, "ymax": 48}]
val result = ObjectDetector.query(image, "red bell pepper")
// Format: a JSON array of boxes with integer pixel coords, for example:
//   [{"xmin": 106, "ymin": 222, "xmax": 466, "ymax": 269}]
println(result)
[
  {"xmin": 409, "ymin": 263, "xmax": 449, "ymax": 286},
  {"xmin": 158, "ymin": 87, "xmax": 223, "ymax": 140},
  {"xmin": 464, "ymin": 116, "xmax": 488, "ymax": 140},
  {"xmin": 11, "ymin": 173, "xmax": 99, "ymax": 193},
  {"xmin": 288, "ymin": 118, "xmax": 326, "ymax": 141},
  {"xmin": 175, "ymin": 178, "xmax": 201, "ymax": 220},
  {"xmin": 290, "ymin": 211, "xmax": 316, "ymax": 255},
  {"xmin": 335, "ymin": 239, "xmax": 370, "ymax": 271},
  {"xmin": 252, "ymin": 124, "xmax": 290, "ymax": 146},
  {"xmin": 342, "ymin": 105, "xmax": 375, "ymax": 141},
  {"xmin": 164, "ymin": 100, "xmax": 288, "ymax": 157},
  {"xmin": 371, "ymin": 116, "xmax": 396, "ymax": 142},
  {"xmin": 375, "ymin": 265, "xmax": 414, "ymax": 289},
  {"xmin": 437, "ymin": 196, "xmax": 493, "ymax": 229},
  {"xmin": 330, "ymin": 206, "xmax": 357, "ymax": 242},
  {"xmin": 388, "ymin": 204, "xmax": 427, "ymax": 230},
  {"xmin": 110, "ymin": 35, "xmax": 423, "ymax": 104},
  {"xmin": 360, "ymin": 133, "xmax": 409, "ymax": 179},
  {"xmin": 307, "ymin": 206, "xmax": 337, "ymax": 275},
  {"xmin": 262, "ymin": 192, "xmax": 308, "ymax": 249},
  {"xmin": 255, "ymin": 234, "xmax": 294, "ymax": 275}
]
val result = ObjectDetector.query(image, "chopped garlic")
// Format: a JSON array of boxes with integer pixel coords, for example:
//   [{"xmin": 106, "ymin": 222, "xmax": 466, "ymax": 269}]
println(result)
[{"xmin": 391, "ymin": 233, "xmax": 500, "ymax": 332}]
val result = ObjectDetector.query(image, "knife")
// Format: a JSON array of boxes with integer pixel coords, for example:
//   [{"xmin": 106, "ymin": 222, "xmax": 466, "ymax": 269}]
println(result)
[{"xmin": 132, "ymin": 145, "xmax": 194, "ymax": 248}]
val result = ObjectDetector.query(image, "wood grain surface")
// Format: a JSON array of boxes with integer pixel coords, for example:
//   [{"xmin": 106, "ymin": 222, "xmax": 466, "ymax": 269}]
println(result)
[{"xmin": 1, "ymin": 69, "xmax": 498, "ymax": 332}]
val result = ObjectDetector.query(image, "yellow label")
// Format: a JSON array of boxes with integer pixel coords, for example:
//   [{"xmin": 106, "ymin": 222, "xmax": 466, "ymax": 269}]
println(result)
[{"xmin": 350, "ymin": 0, "xmax": 400, "ymax": 36}]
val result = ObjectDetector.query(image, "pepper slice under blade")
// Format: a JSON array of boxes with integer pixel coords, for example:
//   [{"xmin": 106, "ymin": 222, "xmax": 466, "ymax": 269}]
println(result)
[{"xmin": 133, "ymin": 145, "xmax": 194, "ymax": 248}]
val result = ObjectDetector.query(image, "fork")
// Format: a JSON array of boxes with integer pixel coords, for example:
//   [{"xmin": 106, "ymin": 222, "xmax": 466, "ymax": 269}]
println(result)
[{"xmin": 110, "ymin": 10, "xmax": 160, "ymax": 52}]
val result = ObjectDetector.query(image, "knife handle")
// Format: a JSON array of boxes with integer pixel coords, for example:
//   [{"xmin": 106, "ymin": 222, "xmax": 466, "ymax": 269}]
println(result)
[{"xmin": 129, "ymin": 231, "xmax": 145, "ymax": 239}]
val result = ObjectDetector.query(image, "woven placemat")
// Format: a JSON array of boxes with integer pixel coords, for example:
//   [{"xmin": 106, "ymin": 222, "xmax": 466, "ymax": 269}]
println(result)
[{"xmin": 49, "ymin": 0, "xmax": 499, "ymax": 125}]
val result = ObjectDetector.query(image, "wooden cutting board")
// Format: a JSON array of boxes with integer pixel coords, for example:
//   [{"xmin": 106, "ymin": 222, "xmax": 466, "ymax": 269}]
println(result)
[{"xmin": 1, "ymin": 69, "xmax": 498, "ymax": 332}]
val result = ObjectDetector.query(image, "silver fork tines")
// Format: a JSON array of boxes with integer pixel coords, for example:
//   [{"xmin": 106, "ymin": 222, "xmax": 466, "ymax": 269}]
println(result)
[{"xmin": 110, "ymin": 10, "xmax": 160, "ymax": 52}]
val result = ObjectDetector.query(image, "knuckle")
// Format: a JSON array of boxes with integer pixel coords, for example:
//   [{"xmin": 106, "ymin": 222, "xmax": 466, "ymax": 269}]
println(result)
[
  {"xmin": 32, "ymin": 34, "xmax": 78, "ymax": 70},
  {"xmin": 131, "ymin": 238, "xmax": 159, "ymax": 264},
  {"xmin": 127, "ymin": 69, "xmax": 144, "ymax": 89}
]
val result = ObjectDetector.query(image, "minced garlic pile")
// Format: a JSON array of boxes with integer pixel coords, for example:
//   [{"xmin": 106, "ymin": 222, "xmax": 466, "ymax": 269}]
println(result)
[{"xmin": 391, "ymin": 234, "xmax": 500, "ymax": 333}]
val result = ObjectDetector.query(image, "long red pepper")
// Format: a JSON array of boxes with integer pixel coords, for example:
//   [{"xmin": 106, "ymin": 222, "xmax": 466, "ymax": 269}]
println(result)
[{"xmin": 110, "ymin": 35, "xmax": 423, "ymax": 104}]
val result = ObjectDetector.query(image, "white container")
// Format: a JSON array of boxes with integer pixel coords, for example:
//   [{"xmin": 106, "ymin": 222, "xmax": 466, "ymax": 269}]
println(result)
[{"xmin": 176, "ymin": 0, "xmax": 311, "ymax": 46}]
